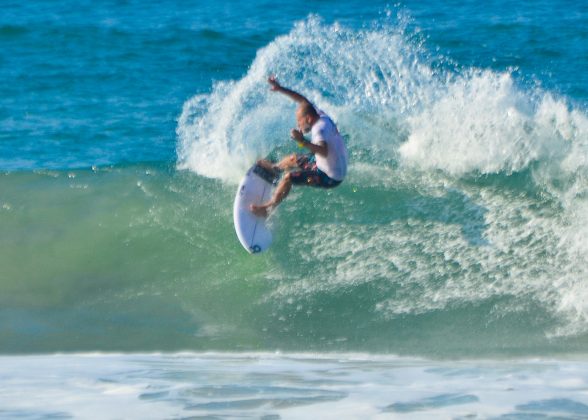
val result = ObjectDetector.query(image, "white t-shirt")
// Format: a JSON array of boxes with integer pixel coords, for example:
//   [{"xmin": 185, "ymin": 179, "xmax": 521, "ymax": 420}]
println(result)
[{"xmin": 311, "ymin": 111, "xmax": 348, "ymax": 181}]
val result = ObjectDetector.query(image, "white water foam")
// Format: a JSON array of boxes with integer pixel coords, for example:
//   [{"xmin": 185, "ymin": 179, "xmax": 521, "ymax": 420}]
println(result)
[
  {"xmin": 400, "ymin": 71, "xmax": 588, "ymax": 177},
  {"xmin": 177, "ymin": 15, "xmax": 588, "ymax": 181},
  {"xmin": 2, "ymin": 353, "xmax": 588, "ymax": 419},
  {"xmin": 176, "ymin": 15, "xmax": 432, "ymax": 182}
]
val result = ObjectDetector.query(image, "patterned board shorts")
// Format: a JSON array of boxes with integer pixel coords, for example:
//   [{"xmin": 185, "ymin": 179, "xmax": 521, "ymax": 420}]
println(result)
[{"xmin": 289, "ymin": 154, "xmax": 342, "ymax": 189}]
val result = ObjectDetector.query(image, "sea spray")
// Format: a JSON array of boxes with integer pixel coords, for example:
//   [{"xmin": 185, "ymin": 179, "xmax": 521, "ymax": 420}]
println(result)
[{"xmin": 176, "ymin": 15, "xmax": 434, "ymax": 182}]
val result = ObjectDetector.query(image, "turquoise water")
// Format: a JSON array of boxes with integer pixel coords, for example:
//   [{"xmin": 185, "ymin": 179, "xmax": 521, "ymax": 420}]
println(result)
[
  {"xmin": 4, "ymin": 2, "xmax": 588, "ymax": 417},
  {"xmin": 2, "ymin": 0, "xmax": 588, "ymax": 360}
]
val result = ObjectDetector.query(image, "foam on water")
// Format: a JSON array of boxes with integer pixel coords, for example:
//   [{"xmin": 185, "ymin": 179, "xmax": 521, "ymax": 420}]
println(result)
[
  {"xmin": 2, "ymin": 352, "xmax": 588, "ymax": 419},
  {"xmin": 400, "ymin": 72, "xmax": 586, "ymax": 175}
]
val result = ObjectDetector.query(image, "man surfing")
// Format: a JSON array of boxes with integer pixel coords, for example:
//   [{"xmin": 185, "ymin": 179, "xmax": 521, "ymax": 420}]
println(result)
[{"xmin": 250, "ymin": 76, "xmax": 348, "ymax": 217}]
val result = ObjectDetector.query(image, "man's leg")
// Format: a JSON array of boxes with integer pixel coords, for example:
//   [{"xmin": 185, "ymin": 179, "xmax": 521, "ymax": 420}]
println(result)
[
  {"xmin": 256, "ymin": 154, "xmax": 299, "ymax": 174},
  {"xmin": 250, "ymin": 173, "xmax": 293, "ymax": 218},
  {"xmin": 276, "ymin": 154, "xmax": 299, "ymax": 171},
  {"xmin": 249, "ymin": 154, "xmax": 315, "ymax": 217}
]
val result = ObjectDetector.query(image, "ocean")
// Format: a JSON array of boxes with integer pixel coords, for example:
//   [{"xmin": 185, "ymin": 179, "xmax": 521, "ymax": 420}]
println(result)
[{"xmin": 1, "ymin": 0, "xmax": 588, "ymax": 418}]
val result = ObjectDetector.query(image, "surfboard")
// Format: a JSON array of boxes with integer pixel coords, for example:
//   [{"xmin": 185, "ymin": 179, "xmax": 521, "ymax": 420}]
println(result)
[{"xmin": 233, "ymin": 163, "xmax": 279, "ymax": 253}]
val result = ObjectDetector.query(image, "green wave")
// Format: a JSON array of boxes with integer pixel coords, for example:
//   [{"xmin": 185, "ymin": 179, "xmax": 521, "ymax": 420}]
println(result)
[{"xmin": 2, "ymin": 162, "xmax": 588, "ymax": 357}]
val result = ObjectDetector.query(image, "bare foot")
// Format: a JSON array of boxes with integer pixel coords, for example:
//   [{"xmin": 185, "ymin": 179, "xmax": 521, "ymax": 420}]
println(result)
[{"xmin": 250, "ymin": 204, "xmax": 270, "ymax": 218}]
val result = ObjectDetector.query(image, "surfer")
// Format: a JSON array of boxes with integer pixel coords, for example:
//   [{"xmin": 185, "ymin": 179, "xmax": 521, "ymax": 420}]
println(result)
[{"xmin": 250, "ymin": 76, "xmax": 348, "ymax": 217}]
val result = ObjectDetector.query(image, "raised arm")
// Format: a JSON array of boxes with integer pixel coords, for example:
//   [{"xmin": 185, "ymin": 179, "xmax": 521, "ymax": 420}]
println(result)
[{"xmin": 268, "ymin": 76, "xmax": 311, "ymax": 105}]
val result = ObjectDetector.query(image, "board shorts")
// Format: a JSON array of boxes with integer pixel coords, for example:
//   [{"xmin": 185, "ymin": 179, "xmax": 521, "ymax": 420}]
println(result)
[{"xmin": 289, "ymin": 154, "xmax": 342, "ymax": 189}]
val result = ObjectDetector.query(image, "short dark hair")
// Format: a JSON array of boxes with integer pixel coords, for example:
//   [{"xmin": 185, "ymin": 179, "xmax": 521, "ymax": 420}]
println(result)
[{"xmin": 298, "ymin": 101, "xmax": 318, "ymax": 118}]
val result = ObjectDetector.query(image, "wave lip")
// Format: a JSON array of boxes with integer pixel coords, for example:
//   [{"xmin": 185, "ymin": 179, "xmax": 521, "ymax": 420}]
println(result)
[
  {"xmin": 175, "ymin": 14, "xmax": 431, "ymax": 183},
  {"xmin": 400, "ymin": 70, "xmax": 588, "ymax": 178}
]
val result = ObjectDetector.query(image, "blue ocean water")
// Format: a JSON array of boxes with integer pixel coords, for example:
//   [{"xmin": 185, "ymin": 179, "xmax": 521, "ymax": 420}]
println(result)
[
  {"xmin": 2, "ymin": 0, "xmax": 588, "ymax": 417},
  {"xmin": 2, "ymin": 1, "xmax": 586, "ymax": 170}
]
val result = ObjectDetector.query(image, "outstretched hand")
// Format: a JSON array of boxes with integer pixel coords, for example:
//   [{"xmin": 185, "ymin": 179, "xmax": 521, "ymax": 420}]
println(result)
[{"xmin": 268, "ymin": 75, "xmax": 281, "ymax": 91}]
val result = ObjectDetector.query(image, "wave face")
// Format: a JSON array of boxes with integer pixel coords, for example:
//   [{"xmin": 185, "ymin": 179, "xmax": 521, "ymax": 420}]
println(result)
[
  {"xmin": 176, "ymin": 16, "xmax": 588, "ymax": 355},
  {"xmin": 3, "ymin": 11, "xmax": 588, "ymax": 357}
]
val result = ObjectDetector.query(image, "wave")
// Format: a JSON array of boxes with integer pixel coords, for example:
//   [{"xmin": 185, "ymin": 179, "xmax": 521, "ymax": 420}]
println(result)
[
  {"xmin": 175, "ymin": 14, "xmax": 588, "ymax": 345},
  {"xmin": 177, "ymin": 15, "xmax": 588, "ymax": 181},
  {"xmin": 176, "ymin": 14, "xmax": 431, "ymax": 182},
  {"xmin": 3, "ymin": 14, "xmax": 588, "ymax": 356}
]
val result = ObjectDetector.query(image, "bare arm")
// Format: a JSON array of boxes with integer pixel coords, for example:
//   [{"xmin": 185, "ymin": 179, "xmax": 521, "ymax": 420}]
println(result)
[
  {"xmin": 268, "ymin": 76, "xmax": 311, "ymax": 105},
  {"xmin": 291, "ymin": 129, "xmax": 328, "ymax": 158}
]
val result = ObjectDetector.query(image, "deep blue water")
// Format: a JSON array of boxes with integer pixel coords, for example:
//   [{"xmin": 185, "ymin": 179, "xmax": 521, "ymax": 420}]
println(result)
[{"xmin": 1, "ymin": 1, "xmax": 586, "ymax": 170}]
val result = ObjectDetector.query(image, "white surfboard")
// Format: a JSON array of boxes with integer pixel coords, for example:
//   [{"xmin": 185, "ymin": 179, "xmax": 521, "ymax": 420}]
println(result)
[{"xmin": 233, "ymin": 163, "xmax": 279, "ymax": 253}]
